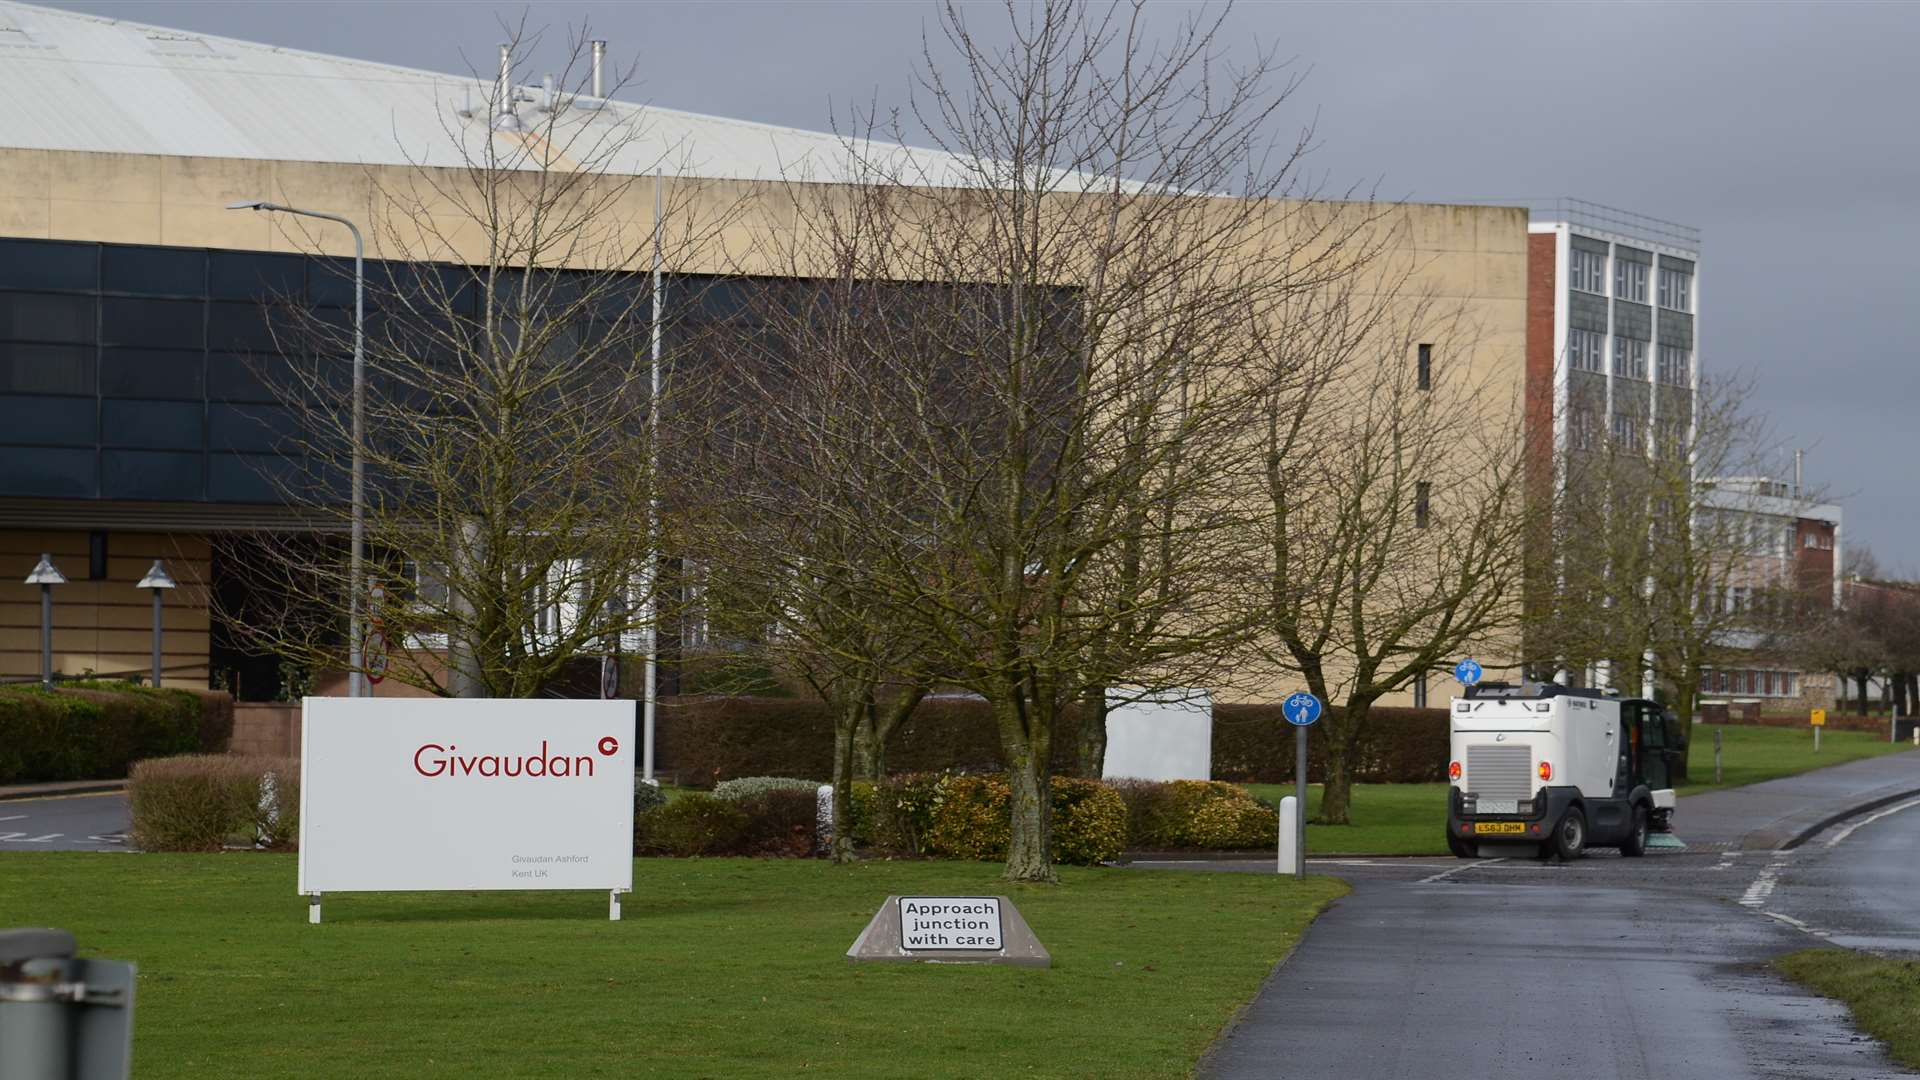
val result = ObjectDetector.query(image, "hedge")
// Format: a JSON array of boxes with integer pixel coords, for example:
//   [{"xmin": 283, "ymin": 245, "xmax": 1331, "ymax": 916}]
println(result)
[
  {"xmin": 633, "ymin": 790, "xmax": 818, "ymax": 858},
  {"xmin": 655, "ymin": 695, "xmax": 1447, "ymax": 786},
  {"xmin": 126, "ymin": 754, "xmax": 298, "ymax": 852},
  {"xmin": 0, "ymin": 682, "xmax": 233, "ymax": 785}
]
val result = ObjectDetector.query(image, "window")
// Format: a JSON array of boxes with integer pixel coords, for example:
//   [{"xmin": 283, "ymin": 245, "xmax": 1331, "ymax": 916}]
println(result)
[
  {"xmin": 1658, "ymin": 266, "xmax": 1693, "ymax": 312},
  {"xmin": 1570, "ymin": 407, "xmax": 1599, "ymax": 451},
  {"xmin": 1654, "ymin": 418, "xmax": 1686, "ymax": 459},
  {"xmin": 1614, "ymin": 259, "xmax": 1648, "ymax": 303},
  {"xmin": 1657, "ymin": 344, "xmax": 1690, "ymax": 385},
  {"xmin": 1414, "ymin": 481, "xmax": 1431, "ymax": 529},
  {"xmin": 1570, "ymin": 248, "xmax": 1606, "ymax": 294},
  {"xmin": 1611, "ymin": 413, "xmax": 1640, "ymax": 451},
  {"xmin": 1727, "ymin": 586, "xmax": 1750, "ymax": 613},
  {"xmin": 88, "ymin": 531, "xmax": 108, "ymax": 580},
  {"xmin": 1612, "ymin": 336, "xmax": 1648, "ymax": 379},
  {"xmin": 1417, "ymin": 343, "xmax": 1432, "ymax": 391},
  {"xmin": 1568, "ymin": 328, "xmax": 1604, "ymax": 372}
]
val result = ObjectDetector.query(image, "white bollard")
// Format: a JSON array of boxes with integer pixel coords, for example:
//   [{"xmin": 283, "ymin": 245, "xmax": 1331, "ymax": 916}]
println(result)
[{"xmin": 1277, "ymin": 796, "xmax": 1299, "ymax": 875}]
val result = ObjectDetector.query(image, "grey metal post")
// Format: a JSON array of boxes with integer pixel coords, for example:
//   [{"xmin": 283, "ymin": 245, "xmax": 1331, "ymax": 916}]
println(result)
[
  {"xmin": 227, "ymin": 202, "xmax": 365, "ymax": 697},
  {"xmin": 39, "ymin": 583, "xmax": 52, "ymax": 689},
  {"xmin": 1294, "ymin": 725, "xmax": 1307, "ymax": 881},
  {"xmin": 643, "ymin": 174, "xmax": 663, "ymax": 782},
  {"xmin": 1714, "ymin": 727, "xmax": 1722, "ymax": 785},
  {"xmin": 151, "ymin": 589, "xmax": 163, "ymax": 686}
]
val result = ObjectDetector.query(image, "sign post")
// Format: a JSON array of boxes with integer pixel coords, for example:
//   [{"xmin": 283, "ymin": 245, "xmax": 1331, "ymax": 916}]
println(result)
[
  {"xmin": 1811, "ymin": 707, "xmax": 1825, "ymax": 753},
  {"xmin": 1282, "ymin": 691, "xmax": 1322, "ymax": 881}
]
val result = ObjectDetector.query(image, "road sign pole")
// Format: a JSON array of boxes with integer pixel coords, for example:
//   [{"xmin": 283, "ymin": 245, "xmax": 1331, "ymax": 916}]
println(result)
[{"xmin": 1294, "ymin": 724, "xmax": 1307, "ymax": 881}]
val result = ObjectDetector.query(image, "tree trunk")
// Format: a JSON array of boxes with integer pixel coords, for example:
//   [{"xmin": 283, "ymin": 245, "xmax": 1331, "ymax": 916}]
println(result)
[
  {"xmin": 1856, "ymin": 669, "xmax": 1871, "ymax": 717},
  {"xmin": 829, "ymin": 699, "xmax": 860, "ymax": 865},
  {"xmin": 1075, "ymin": 685, "xmax": 1108, "ymax": 779},
  {"xmin": 853, "ymin": 694, "xmax": 882, "ymax": 781},
  {"xmin": 996, "ymin": 694, "xmax": 1056, "ymax": 884},
  {"xmin": 1895, "ymin": 673, "xmax": 1910, "ymax": 719},
  {"xmin": 448, "ymin": 518, "xmax": 485, "ymax": 698},
  {"xmin": 1319, "ymin": 699, "xmax": 1369, "ymax": 826}
]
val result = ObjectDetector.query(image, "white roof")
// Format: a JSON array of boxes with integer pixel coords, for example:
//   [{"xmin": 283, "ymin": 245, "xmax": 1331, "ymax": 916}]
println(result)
[{"xmin": 0, "ymin": 0, "xmax": 977, "ymax": 185}]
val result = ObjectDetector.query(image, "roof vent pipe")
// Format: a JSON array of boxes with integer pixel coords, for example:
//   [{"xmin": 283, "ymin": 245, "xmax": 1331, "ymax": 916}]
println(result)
[
  {"xmin": 591, "ymin": 39, "xmax": 606, "ymax": 98},
  {"xmin": 542, "ymin": 73, "xmax": 555, "ymax": 113},
  {"xmin": 492, "ymin": 43, "xmax": 521, "ymax": 131}
]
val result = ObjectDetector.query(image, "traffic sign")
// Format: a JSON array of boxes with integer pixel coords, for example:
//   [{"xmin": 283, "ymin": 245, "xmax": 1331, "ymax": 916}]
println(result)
[
  {"xmin": 1283, "ymin": 691, "xmax": 1323, "ymax": 727},
  {"xmin": 1810, "ymin": 708, "xmax": 1826, "ymax": 727},
  {"xmin": 1454, "ymin": 658, "xmax": 1483, "ymax": 686},
  {"xmin": 365, "ymin": 629, "xmax": 390, "ymax": 685}
]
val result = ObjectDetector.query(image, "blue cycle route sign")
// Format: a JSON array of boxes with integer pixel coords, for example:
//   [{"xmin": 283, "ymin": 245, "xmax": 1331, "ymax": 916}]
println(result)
[
  {"xmin": 1454, "ymin": 658, "xmax": 1483, "ymax": 686},
  {"xmin": 1283, "ymin": 691, "xmax": 1323, "ymax": 727}
]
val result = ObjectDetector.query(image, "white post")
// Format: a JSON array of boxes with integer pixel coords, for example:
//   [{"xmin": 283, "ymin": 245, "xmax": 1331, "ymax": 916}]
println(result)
[
  {"xmin": 308, "ymin": 893, "xmax": 322, "ymax": 925},
  {"xmin": 642, "ymin": 175, "xmax": 663, "ymax": 783},
  {"xmin": 1277, "ymin": 796, "xmax": 1299, "ymax": 875},
  {"xmin": 609, "ymin": 889, "xmax": 623, "ymax": 922}
]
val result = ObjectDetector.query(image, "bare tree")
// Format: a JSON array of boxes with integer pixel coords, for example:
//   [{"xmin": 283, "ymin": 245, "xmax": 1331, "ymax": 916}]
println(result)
[
  {"xmin": 711, "ymin": 0, "xmax": 1366, "ymax": 882},
  {"xmin": 1252, "ymin": 263, "xmax": 1531, "ymax": 825},
  {"xmin": 219, "ymin": 23, "xmax": 730, "ymax": 698}
]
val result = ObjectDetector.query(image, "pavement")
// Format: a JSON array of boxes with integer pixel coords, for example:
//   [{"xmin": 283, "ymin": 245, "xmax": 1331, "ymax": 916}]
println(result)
[
  {"xmin": 1146, "ymin": 751, "xmax": 1920, "ymax": 1080},
  {"xmin": 0, "ymin": 779, "xmax": 126, "ymax": 802}
]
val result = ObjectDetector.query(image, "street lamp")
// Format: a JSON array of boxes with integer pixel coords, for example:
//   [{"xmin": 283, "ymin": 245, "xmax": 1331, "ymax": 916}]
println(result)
[
  {"xmin": 24, "ymin": 554, "xmax": 66, "ymax": 689},
  {"xmin": 228, "ymin": 200, "xmax": 366, "ymax": 697},
  {"xmin": 136, "ymin": 560, "xmax": 177, "ymax": 687}
]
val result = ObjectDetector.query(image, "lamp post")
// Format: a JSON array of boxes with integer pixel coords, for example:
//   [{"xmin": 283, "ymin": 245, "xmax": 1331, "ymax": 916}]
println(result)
[
  {"xmin": 136, "ymin": 560, "xmax": 177, "ymax": 687},
  {"xmin": 24, "ymin": 554, "xmax": 66, "ymax": 689},
  {"xmin": 228, "ymin": 200, "xmax": 366, "ymax": 697}
]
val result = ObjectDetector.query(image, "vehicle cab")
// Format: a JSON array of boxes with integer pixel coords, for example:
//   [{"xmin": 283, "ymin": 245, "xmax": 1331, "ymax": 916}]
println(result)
[{"xmin": 1446, "ymin": 681, "xmax": 1685, "ymax": 860}]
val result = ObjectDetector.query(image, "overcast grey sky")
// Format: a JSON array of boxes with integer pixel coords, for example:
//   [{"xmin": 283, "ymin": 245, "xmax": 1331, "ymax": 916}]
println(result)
[{"xmin": 49, "ymin": 0, "xmax": 1920, "ymax": 570}]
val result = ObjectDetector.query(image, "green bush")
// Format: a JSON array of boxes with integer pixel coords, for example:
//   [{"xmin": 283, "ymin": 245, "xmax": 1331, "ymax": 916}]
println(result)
[
  {"xmin": 733, "ymin": 789, "xmax": 820, "ymax": 856},
  {"xmin": 127, "ymin": 754, "xmax": 297, "ymax": 852},
  {"xmin": 849, "ymin": 772, "xmax": 949, "ymax": 855},
  {"xmin": 712, "ymin": 776, "xmax": 820, "ymax": 801},
  {"xmin": 1109, "ymin": 779, "xmax": 1276, "ymax": 850},
  {"xmin": 916, "ymin": 774, "xmax": 1129, "ymax": 866},
  {"xmin": 634, "ymin": 779, "xmax": 668, "ymax": 816},
  {"xmin": 633, "ymin": 794, "xmax": 749, "ymax": 857},
  {"xmin": 0, "ymin": 683, "xmax": 210, "ymax": 784},
  {"xmin": 1050, "ymin": 778, "xmax": 1128, "ymax": 865}
]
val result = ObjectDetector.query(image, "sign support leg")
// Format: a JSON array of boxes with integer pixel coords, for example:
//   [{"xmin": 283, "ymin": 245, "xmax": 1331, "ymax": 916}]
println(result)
[
  {"xmin": 609, "ymin": 889, "xmax": 622, "ymax": 922},
  {"xmin": 308, "ymin": 893, "xmax": 322, "ymax": 925},
  {"xmin": 1294, "ymin": 725, "xmax": 1307, "ymax": 881}
]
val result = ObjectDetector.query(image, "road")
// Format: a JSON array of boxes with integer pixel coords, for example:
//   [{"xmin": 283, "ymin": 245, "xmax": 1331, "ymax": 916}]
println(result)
[
  {"xmin": 1157, "ymin": 798, "xmax": 1920, "ymax": 1080},
  {"xmin": 0, "ymin": 793, "xmax": 131, "ymax": 852}
]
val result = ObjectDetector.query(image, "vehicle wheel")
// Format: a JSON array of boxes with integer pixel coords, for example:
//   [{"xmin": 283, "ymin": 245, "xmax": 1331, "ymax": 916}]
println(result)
[
  {"xmin": 1447, "ymin": 832, "xmax": 1476, "ymax": 859},
  {"xmin": 1551, "ymin": 807, "xmax": 1588, "ymax": 861},
  {"xmin": 1621, "ymin": 805, "xmax": 1649, "ymax": 858},
  {"xmin": 1651, "ymin": 809, "xmax": 1674, "ymax": 833}
]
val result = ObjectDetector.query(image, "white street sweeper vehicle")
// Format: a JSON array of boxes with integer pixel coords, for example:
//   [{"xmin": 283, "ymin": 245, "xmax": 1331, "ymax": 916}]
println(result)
[{"xmin": 1446, "ymin": 682, "xmax": 1686, "ymax": 860}]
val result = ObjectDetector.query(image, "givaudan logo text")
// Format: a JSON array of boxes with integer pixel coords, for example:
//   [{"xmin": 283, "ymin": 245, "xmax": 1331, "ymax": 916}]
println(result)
[{"xmin": 412, "ymin": 737, "xmax": 618, "ymax": 779}]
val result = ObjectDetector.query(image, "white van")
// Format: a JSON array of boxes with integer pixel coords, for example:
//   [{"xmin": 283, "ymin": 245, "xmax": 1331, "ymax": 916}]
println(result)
[{"xmin": 1446, "ymin": 682, "xmax": 1685, "ymax": 860}]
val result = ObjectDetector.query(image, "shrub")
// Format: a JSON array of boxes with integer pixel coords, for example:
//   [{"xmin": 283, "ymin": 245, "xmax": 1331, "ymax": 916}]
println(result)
[
  {"xmin": 633, "ymin": 795, "xmax": 748, "ymax": 857},
  {"xmin": 1050, "ymin": 778, "xmax": 1128, "ymax": 865},
  {"xmin": 1210, "ymin": 703, "xmax": 1449, "ymax": 784},
  {"xmin": 850, "ymin": 772, "xmax": 950, "ymax": 855},
  {"xmin": 127, "ymin": 754, "xmax": 296, "ymax": 852},
  {"xmin": 634, "ymin": 779, "xmax": 668, "ymax": 816},
  {"xmin": 0, "ymin": 684, "xmax": 204, "ymax": 784},
  {"xmin": 1109, "ymin": 779, "xmax": 1276, "ymax": 850},
  {"xmin": 918, "ymin": 774, "xmax": 1128, "ymax": 865},
  {"xmin": 712, "ymin": 776, "xmax": 820, "ymax": 802},
  {"xmin": 732, "ymin": 789, "xmax": 820, "ymax": 857}
]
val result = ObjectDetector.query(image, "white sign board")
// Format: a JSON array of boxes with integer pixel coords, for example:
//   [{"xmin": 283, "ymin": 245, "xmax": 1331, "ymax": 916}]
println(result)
[
  {"xmin": 899, "ymin": 896, "xmax": 1003, "ymax": 951},
  {"xmin": 1101, "ymin": 687, "xmax": 1212, "ymax": 782},
  {"xmin": 297, "ymin": 698, "xmax": 635, "ymax": 901}
]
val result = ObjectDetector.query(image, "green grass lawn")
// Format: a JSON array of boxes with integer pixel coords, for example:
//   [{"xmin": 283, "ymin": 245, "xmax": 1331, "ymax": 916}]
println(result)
[
  {"xmin": 1676, "ymin": 724, "xmax": 1912, "ymax": 797},
  {"xmin": 1776, "ymin": 948, "xmax": 1920, "ymax": 1070},
  {"xmin": 1, "ymin": 855, "xmax": 1344, "ymax": 1078},
  {"xmin": 1243, "ymin": 782, "xmax": 1450, "ymax": 856}
]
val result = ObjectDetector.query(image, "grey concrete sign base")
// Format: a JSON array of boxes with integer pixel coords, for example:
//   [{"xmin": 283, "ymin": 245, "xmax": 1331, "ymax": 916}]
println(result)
[{"xmin": 847, "ymin": 895, "xmax": 1051, "ymax": 969}]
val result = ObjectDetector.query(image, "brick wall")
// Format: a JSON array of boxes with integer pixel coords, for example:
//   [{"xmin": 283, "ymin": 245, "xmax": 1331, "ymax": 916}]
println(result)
[{"xmin": 231, "ymin": 702, "xmax": 301, "ymax": 757}]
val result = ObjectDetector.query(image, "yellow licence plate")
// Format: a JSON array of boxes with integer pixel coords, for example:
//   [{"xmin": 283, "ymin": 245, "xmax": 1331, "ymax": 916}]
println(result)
[{"xmin": 1474, "ymin": 821, "xmax": 1526, "ymax": 835}]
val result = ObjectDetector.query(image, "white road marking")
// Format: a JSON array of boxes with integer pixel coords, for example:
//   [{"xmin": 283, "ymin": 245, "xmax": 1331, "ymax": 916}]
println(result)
[
  {"xmin": 1762, "ymin": 910, "xmax": 1832, "ymax": 939},
  {"xmin": 0, "ymin": 814, "xmax": 26, "ymax": 823},
  {"xmin": 1418, "ymin": 857, "xmax": 1506, "ymax": 884},
  {"xmin": 0, "ymin": 833, "xmax": 62, "ymax": 843},
  {"xmin": 1823, "ymin": 797, "xmax": 1920, "ymax": 849},
  {"xmin": 1739, "ymin": 853, "xmax": 1792, "ymax": 907}
]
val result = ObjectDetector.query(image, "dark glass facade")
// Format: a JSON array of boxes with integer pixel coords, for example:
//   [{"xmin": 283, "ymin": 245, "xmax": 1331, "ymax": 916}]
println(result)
[{"xmin": 0, "ymin": 237, "xmax": 339, "ymax": 503}]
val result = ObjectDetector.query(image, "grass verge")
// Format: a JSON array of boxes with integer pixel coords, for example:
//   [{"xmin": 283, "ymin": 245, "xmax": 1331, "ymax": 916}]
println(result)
[
  {"xmin": 1243, "ymin": 782, "xmax": 1448, "ymax": 856},
  {"xmin": 1775, "ymin": 948, "xmax": 1920, "ymax": 1070},
  {"xmin": 1677, "ymin": 724, "xmax": 1912, "ymax": 797},
  {"xmin": 2, "ymin": 854, "xmax": 1344, "ymax": 1079}
]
